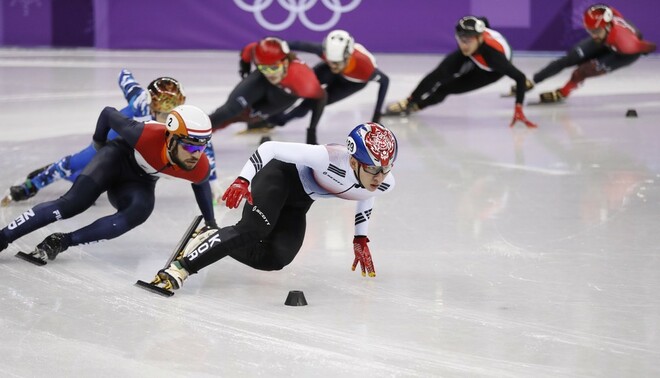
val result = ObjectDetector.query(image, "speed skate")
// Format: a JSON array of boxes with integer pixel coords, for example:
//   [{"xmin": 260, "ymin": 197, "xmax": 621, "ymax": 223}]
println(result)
[
  {"xmin": 15, "ymin": 251, "xmax": 48, "ymax": 266},
  {"xmin": 135, "ymin": 215, "xmax": 203, "ymax": 297}
]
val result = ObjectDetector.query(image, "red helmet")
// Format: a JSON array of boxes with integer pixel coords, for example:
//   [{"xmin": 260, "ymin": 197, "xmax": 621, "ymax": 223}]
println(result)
[
  {"xmin": 583, "ymin": 4, "xmax": 613, "ymax": 30},
  {"xmin": 254, "ymin": 37, "xmax": 290, "ymax": 65}
]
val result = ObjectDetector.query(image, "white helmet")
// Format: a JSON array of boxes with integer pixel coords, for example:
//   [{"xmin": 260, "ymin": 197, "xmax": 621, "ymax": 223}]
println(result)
[
  {"xmin": 323, "ymin": 29, "xmax": 355, "ymax": 62},
  {"xmin": 166, "ymin": 105, "xmax": 212, "ymax": 143}
]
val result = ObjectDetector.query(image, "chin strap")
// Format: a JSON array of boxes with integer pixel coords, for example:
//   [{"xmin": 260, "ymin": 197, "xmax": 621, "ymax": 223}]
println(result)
[
  {"xmin": 165, "ymin": 135, "xmax": 182, "ymax": 168},
  {"xmin": 353, "ymin": 165, "xmax": 365, "ymax": 189}
]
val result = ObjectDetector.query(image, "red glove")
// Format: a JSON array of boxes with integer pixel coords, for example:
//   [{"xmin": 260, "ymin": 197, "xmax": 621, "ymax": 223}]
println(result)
[
  {"xmin": 510, "ymin": 103, "xmax": 537, "ymax": 128},
  {"xmin": 221, "ymin": 177, "xmax": 253, "ymax": 209},
  {"xmin": 351, "ymin": 236, "xmax": 375, "ymax": 277}
]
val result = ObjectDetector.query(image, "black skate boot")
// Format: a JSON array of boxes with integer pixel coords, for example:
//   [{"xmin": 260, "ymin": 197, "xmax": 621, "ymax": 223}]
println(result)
[
  {"xmin": 9, "ymin": 180, "xmax": 38, "ymax": 202},
  {"xmin": 35, "ymin": 233, "xmax": 71, "ymax": 261},
  {"xmin": 16, "ymin": 233, "xmax": 71, "ymax": 265}
]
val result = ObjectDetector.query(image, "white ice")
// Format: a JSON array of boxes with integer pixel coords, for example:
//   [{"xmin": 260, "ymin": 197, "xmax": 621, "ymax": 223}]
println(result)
[{"xmin": 1, "ymin": 49, "xmax": 659, "ymax": 377}]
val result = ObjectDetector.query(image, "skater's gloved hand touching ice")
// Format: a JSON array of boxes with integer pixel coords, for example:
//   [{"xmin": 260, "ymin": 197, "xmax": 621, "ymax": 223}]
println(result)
[
  {"xmin": 510, "ymin": 103, "xmax": 537, "ymax": 128},
  {"xmin": 222, "ymin": 177, "xmax": 253, "ymax": 209},
  {"xmin": 351, "ymin": 236, "xmax": 375, "ymax": 277}
]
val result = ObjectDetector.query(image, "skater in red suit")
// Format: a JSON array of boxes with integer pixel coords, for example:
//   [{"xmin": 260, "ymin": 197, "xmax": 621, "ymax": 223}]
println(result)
[
  {"xmin": 209, "ymin": 37, "xmax": 327, "ymax": 144},
  {"xmin": 518, "ymin": 4, "xmax": 656, "ymax": 103},
  {"xmin": 261, "ymin": 29, "xmax": 389, "ymax": 126}
]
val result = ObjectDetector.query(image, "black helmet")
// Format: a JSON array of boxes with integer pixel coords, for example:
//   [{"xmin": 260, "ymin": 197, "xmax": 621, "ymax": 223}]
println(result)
[{"xmin": 455, "ymin": 16, "xmax": 488, "ymax": 37}]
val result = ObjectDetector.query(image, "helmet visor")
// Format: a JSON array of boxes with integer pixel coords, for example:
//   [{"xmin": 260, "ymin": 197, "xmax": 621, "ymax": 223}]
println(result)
[
  {"xmin": 360, "ymin": 162, "xmax": 393, "ymax": 175},
  {"xmin": 257, "ymin": 63, "xmax": 284, "ymax": 75},
  {"xmin": 178, "ymin": 138, "xmax": 207, "ymax": 154}
]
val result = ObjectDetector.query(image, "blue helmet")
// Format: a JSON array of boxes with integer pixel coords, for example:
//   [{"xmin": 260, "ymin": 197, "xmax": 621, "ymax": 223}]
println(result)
[{"xmin": 346, "ymin": 122, "xmax": 398, "ymax": 167}]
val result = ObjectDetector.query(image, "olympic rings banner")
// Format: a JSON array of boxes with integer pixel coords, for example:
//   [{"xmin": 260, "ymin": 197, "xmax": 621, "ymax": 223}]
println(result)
[
  {"xmin": 232, "ymin": 0, "xmax": 363, "ymax": 32},
  {"xmin": 1, "ymin": 0, "xmax": 658, "ymax": 53}
]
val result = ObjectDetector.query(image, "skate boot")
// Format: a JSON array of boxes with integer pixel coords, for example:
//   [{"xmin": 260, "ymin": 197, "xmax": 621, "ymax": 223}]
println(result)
[
  {"xmin": 384, "ymin": 98, "xmax": 419, "ymax": 116},
  {"xmin": 507, "ymin": 79, "xmax": 535, "ymax": 97},
  {"xmin": 2, "ymin": 180, "xmax": 38, "ymax": 206},
  {"xmin": 239, "ymin": 118, "xmax": 275, "ymax": 134},
  {"xmin": 539, "ymin": 89, "xmax": 565, "ymax": 103},
  {"xmin": 156, "ymin": 260, "xmax": 189, "ymax": 290},
  {"xmin": 33, "ymin": 233, "xmax": 71, "ymax": 262}
]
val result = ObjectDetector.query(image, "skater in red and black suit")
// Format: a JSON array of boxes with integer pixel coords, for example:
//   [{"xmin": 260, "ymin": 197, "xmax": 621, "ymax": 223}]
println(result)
[
  {"xmin": 0, "ymin": 105, "xmax": 217, "ymax": 263},
  {"xmin": 263, "ymin": 29, "xmax": 389, "ymax": 126},
  {"xmin": 525, "ymin": 4, "xmax": 656, "ymax": 103},
  {"xmin": 384, "ymin": 16, "xmax": 536, "ymax": 128},
  {"xmin": 209, "ymin": 37, "xmax": 327, "ymax": 144}
]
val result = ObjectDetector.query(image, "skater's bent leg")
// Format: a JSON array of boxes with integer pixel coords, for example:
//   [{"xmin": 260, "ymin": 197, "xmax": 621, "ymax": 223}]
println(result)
[
  {"xmin": 229, "ymin": 208, "xmax": 307, "ymax": 271},
  {"xmin": 1, "ymin": 175, "xmax": 103, "ymax": 243},
  {"xmin": 68, "ymin": 182, "xmax": 155, "ymax": 246}
]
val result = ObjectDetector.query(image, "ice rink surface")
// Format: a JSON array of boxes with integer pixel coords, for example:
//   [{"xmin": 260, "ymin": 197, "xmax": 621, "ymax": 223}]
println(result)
[{"xmin": 1, "ymin": 48, "xmax": 659, "ymax": 377}]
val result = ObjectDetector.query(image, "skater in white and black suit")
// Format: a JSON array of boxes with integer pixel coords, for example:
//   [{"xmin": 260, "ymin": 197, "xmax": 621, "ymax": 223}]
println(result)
[
  {"xmin": 154, "ymin": 122, "xmax": 398, "ymax": 291},
  {"xmin": 0, "ymin": 105, "xmax": 217, "ymax": 262}
]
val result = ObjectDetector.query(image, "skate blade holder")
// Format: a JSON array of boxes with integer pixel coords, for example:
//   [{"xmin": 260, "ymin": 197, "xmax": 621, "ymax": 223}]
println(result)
[
  {"xmin": 15, "ymin": 251, "xmax": 47, "ymax": 266},
  {"xmin": 135, "ymin": 279, "xmax": 175, "ymax": 297}
]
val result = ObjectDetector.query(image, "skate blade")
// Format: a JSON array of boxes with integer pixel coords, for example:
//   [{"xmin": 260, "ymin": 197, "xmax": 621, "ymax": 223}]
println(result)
[
  {"xmin": 381, "ymin": 112, "xmax": 407, "ymax": 117},
  {"xmin": 500, "ymin": 93, "xmax": 515, "ymax": 98},
  {"xmin": 15, "ymin": 251, "xmax": 47, "ymax": 266},
  {"xmin": 527, "ymin": 101, "xmax": 565, "ymax": 106},
  {"xmin": 135, "ymin": 280, "xmax": 174, "ymax": 297},
  {"xmin": 236, "ymin": 127, "xmax": 272, "ymax": 135},
  {"xmin": 1, "ymin": 194, "xmax": 12, "ymax": 207}
]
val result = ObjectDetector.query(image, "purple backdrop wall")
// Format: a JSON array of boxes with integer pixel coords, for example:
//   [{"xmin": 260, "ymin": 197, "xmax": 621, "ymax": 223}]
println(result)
[{"xmin": 1, "ymin": 0, "xmax": 658, "ymax": 53}]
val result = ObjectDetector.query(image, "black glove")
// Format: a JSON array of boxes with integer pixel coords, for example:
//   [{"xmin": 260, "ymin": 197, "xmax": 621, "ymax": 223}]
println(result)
[{"xmin": 239, "ymin": 60, "xmax": 251, "ymax": 79}]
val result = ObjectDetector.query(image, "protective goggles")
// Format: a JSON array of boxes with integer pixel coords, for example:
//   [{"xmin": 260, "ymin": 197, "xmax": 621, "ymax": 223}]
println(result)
[
  {"xmin": 257, "ymin": 63, "xmax": 284, "ymax": 75},
  {"xmin": 178, "ymin": 139, "xmax": 207, "ymax": 154},
  {"xmin": 360, "ymin": 162, "xmax": 393, "ymax": 175}
]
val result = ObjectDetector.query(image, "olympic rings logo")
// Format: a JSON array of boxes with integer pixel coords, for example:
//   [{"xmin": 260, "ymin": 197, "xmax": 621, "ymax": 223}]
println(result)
[{"xmin": 233, "ymin": 0, "xmax": 362, "ymax": 31}]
